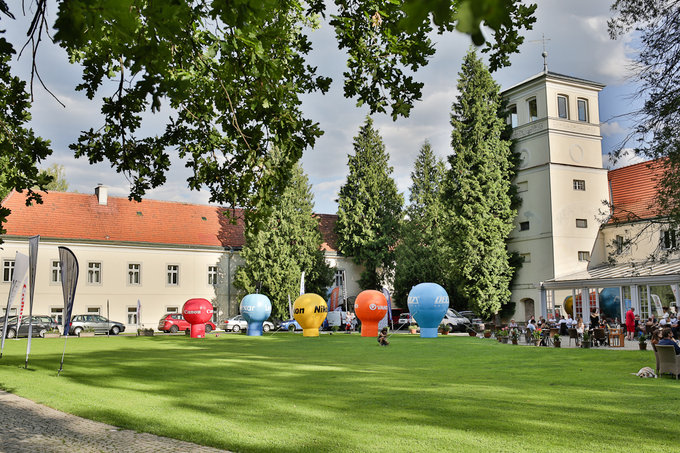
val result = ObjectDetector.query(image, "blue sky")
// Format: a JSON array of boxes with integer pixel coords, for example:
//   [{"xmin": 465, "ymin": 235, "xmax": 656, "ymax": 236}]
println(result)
[{"xmin": 4, "ymin": 0, "xmax": 643, "ymax": 214}]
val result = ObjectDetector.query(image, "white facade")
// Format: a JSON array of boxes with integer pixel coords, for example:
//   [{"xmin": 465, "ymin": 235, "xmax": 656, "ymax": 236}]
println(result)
[{"xmin": 504, "ymin": 72, "xmax": 610, "ymax": 320}]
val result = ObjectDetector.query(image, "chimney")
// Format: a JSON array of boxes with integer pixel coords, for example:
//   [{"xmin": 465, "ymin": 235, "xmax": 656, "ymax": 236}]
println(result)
[{"xmin": 95, "ymin": 184, "xmax": 108, "ymax": 205}]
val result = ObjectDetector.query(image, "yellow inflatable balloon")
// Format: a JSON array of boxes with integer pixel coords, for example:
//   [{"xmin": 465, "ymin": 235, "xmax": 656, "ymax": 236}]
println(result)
[{"xmin": 293, "ymin": 293, "xmax": 327, "ymax": 337}]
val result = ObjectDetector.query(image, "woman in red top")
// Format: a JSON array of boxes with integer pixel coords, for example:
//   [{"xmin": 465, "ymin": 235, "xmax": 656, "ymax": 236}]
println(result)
[{"xmin": 625, "ymin": 307, "xmax": 636, "ymax": 341}]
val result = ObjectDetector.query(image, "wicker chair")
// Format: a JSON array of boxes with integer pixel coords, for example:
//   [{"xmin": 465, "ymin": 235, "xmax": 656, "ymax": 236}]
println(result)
[
  {"xmin": 592, "ymin": 328, "xmax": 608, "ymax": 347},
  {"xmin": 652, "ymin": 343, "xmax": 660, "ymax": 375},
  {"xmin": 568, "ymin": 328, "xmax": 579, "ymax": 346},
  {"xmin": 656, "ymin": 345, "xmax": 680, "ymax": 379}
]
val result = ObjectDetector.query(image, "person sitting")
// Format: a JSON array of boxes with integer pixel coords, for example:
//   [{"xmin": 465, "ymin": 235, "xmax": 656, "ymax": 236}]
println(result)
[
  {"xmin": 556, "ymin": 316, "xmax": 568, "ymax": 336},
  {"xmin": 650, "ymin": 328, "xmax": 662, "ymax": 347},
  {"xmin": 658, "ymin": 328, "xmax": 680, "ymax": 355},
  {"xmin": 576, "ymin": 317, "xmax": 585, "ymax": 346},
  {"xmin": 527, "ymin": 319, "xmax": 536, "ymax": 332},
  {"xmin": 566, "ymin": 315, "xmax": 575, "ymax": 328},
  {"xmin": 670, "ymin": 313, "xmax": 679, "ymax": 339},
  {"xmin": 377, "ymin": 327, "xmax": 389, "ymax": 346},
  {"xmin": 509, "ymin": 319, "xmax": 518, "ymax": 328}
]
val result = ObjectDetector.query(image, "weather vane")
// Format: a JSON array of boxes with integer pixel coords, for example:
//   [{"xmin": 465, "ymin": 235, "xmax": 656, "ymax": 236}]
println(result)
[{"xmin": 529, "ymin": 34, "xmax": 551, "ymax": 73}]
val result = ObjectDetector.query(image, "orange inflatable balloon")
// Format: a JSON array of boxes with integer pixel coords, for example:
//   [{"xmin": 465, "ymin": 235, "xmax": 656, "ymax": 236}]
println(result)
[
  {"xmin": 293, "ymin": 293, "xmax": 327, "ymax": 337},
  {"xmin": 354, "ymin": 290, "xmax": 388, "ymax": 337}
]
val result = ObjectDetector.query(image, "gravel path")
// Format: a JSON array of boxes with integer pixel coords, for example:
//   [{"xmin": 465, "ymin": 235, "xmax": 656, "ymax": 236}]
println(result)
[{"xmin": 0, "ymin": 390, "xmax": 230, "ymax": 453}]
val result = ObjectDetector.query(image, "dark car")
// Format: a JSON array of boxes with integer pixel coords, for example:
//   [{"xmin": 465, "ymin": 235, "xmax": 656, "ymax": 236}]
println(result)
[
  {"xmin": 3, "ymin": 315, "xmax": 58, "ymax": 338},
  {"xmin": 69, "ymin": 315, "xmax": 125, "ymax": 336},
  {"xmin": 158, "ymin": 313, "xmax": 216, "ymax": 333}
]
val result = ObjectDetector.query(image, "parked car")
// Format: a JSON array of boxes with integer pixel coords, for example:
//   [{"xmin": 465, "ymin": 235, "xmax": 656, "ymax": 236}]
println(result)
[
  {"xmin": 278, "ymin": 318, "xmax": 302, "ymax": 331},
  {"xmin": 222, "ymin": 315, "xmax": 274, "ymax": 332},
  {"xmin": 441, "ymin": 309, "xmax": 472, "ymax": 332},
  {"xmin": 158, "ymin": 313, "xmax": 216, "ymax": 333},
  {"xmin": 397, "ymin": 313, "xmax": 416, "ymax": 326},
  {"xmin": 69, "ymin": 315, "xmax": 125, "ymax": 336},
  {"xmin": 3, "ymin": 315, "xmax": 59, "ymax": 338}
]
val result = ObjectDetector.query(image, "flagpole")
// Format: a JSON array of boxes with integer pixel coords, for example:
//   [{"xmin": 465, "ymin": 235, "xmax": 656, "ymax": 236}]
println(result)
[{"xmin": 58, "ymin": 331, "xmax": 69, "ymax": 376}]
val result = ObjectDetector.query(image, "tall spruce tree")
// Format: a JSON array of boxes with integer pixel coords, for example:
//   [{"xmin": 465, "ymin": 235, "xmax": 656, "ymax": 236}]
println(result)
[
  {"xmin": 444, "ymin": 49, "xmax": 516, "ymax": 318},
  {"xmin": 234, "ymin": 159, "xmax": 334, "ymax": 319},
  {"xmin": 393, "ymin": 141, "xmax": 449, "ymax": 307},
  {"xmin": 336, "ymin": 117, "xmax": 403, "ymax": 290}
]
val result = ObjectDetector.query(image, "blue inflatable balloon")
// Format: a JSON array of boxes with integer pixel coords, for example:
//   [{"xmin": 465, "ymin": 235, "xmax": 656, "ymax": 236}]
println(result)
[
  {"xmin": 599, "ymin": 287, "xmax": 622, "ymax": 321},
  {"xmin": 240, "ymin": 294, "xmax": 272, "ymax": 336},
  {"xmin": 407, "ymin": 283, "xmax": 449, "ymax": 338}
]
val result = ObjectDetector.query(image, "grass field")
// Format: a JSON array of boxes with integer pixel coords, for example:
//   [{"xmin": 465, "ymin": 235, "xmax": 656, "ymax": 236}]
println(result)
[{"xmin": 0, "ymin": 333, "xmax": 675, "ymax": 452}]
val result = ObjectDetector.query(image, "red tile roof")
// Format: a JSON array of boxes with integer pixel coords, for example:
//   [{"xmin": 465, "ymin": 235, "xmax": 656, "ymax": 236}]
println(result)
[
  {"xmin": 2, "ymin": 190, "xmax": 339, "ymax": 251},
  {"xmin": 608, "ymin": 159, "xmax": 664, "ymax": 223}
]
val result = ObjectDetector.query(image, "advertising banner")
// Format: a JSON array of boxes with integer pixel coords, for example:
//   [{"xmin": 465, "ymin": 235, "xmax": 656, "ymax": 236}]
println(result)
[
  {"xmin": 1, "ymin": 252, "xmax": 29, "ymax": 358},
  {"xmin": 26, "ymin": 235, "xmax": 40, "ymax": 367},
  {"xmin": 58, "ymin": 247, "xmax": 79, "ymax": 375}
]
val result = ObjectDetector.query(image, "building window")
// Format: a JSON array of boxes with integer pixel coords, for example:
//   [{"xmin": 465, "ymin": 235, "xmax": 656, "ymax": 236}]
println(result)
[
  {"xmin": 557, "ymin": 95, "xmax": 569, "ymax": 119},
  {"xmin": 51, "ymin": 260, "xmax": 61, "ymax": 283},
  {"xmin": 508, "ymin": 104, "xmax": 518, "ymax": 128},
  {"xmin": 88, "ymin": 262, "xmax": 102, "ymax": 285},
  {"xmin": 573, "ymin": 179, "xmax": 586, "ymax": 191},
  {"xmin": 528, "ymin": 98, "xmax": 538, "ymax": 122},
  {"xmin": 662, "ymin": 229, "xmax": 677, "ymax": 250},
  {"xmin": 2, "ymin": 260, "xmax": 15, "ymax": 282},
  {"xmin": 334, "ymin": 270, "xmax": 344, "ymax": 288},
  {"xmin": 167, "ymin": 265, "xmax": 179, "ymax": 285},
  {"xmin": 128, "ymin": 263, "xmax": 141, "ymax": 285},
  {"xmin": 576, "ymin": 219, "xmax": 588, "ymax": 228},
  {"xmin": 166, "ymin": 306, "xmax": 179, "ymax": 314},
  {"xmin": 520, "ymin": 253, "xmax": 531, "ymax": 263},
  {"xmin": 578, "ymin": 251, "xmax": 590, "ymax": 262},
  {"xmin": 615, "ymin": 235, "xmax": 625, "ymax": 254},
  {"xmin": 577, "ymin": 98, "xmax": 588, "ymax": 122},
  {"xmin": 51, "ymin": 307, "xmax": 63, "ymax": 325},
  {"xmin": 208, "ymin": 266, "xmax": 218, "ymax": 285},
  {"xmin": 517, "ymin": 181, "xmax": 528, "ymax": 193},
  {"xmin": 87, "ymin": 307, "xmax": 101, "ymax": 315},
  {"xmin": 127, "ymin": 306, "xmax": 138, "ymax": 324},
  {"xmin": 519, "ymin": 221, "xmax": 530, "ymax": 231}
]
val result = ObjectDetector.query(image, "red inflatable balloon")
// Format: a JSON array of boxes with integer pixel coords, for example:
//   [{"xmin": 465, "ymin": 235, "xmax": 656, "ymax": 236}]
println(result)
[
  {"xmin": 354, "ymin": 290, "xmax": 388, "ymax": 337},
  {"xmin": 182, "ymin": 298, "xmax": 213, "ymax": 338}
]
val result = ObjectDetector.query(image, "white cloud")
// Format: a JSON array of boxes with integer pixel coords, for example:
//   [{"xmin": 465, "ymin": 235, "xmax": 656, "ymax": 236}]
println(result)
[
  {"xmin": 603, "ymin": 148, "xmax": 649, "ymax": 170},
  {"xmin": 600, "ymin": 121, "xmax": 627, "ymax": 137}
]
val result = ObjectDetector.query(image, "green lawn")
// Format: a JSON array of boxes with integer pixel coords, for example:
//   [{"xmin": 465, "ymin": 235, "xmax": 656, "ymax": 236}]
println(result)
[{"xmin": 0, "ymin": 333, "xmax": 674, "ymax": 452}]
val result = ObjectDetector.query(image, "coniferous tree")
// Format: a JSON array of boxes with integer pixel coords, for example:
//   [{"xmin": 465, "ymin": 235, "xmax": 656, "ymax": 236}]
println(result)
[
  {"xmin": 444, "ymin": 49, "xmax": 516, "ymax": 318},
  {"xmin": 336, "ymin": 117, "xmax": 403, "ymax": 290},
  {"xmin": 234, "ymin": 159, "xmax": 334, "ymax": 319},
  {"xmin": 393, "ymin": 141, "xmax": 450, "ymax": 307}
]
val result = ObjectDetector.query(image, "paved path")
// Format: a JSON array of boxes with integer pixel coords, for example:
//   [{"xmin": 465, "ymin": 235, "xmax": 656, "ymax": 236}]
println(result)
[{"xmin": 0, "ymin": 391, "xmax": 230, "ymax": 453}]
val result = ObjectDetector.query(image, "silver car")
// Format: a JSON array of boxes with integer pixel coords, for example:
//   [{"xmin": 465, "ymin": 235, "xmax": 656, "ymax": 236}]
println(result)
[
  {"xmin": 222, "ymin": 315, "xmax": 274, "ymax": 333},
  {"xmin": 69, "ymin": 314, "xmax": 125, "ymax": 336}
]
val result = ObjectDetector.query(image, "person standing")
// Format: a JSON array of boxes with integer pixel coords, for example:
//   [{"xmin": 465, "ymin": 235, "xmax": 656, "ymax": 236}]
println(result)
[{"xmin": 625, "ymin": 307, "xmax": 636, "ymax": 341}]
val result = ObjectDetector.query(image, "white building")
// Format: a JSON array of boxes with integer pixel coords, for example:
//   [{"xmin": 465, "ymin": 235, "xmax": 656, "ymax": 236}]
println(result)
[
  {"xmin": 504, "ymin": 71, "xmax": 680, "ymax": 323},
  {"xmin": 0, "ymin": 186, "xmax": 361, "ymax": 330}
]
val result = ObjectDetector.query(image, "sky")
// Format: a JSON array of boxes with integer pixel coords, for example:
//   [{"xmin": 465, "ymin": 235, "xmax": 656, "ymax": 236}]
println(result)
[{"xmin": 4, "ymin": 0, "xmax": 645, "ymax": 215}]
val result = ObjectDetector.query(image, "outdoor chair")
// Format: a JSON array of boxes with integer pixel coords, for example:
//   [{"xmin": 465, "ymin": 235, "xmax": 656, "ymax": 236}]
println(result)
[
  {"xmin": 655, "ymin": 345, "xmax": 680, "ymax": 379},
  {"xmin": 568, "ymin": 328, "xmax": 579, "ymax": 346},
  {"xmin": 592, "ymin": 328, "xmax": 608, "ymax": 347},
  {"xmin": 559, "ymin": 323, "xmax": 568, "ymax": 336},
  {"xmin": 652, "ymin": 343, "xmax": 660, "ymax": 376}
]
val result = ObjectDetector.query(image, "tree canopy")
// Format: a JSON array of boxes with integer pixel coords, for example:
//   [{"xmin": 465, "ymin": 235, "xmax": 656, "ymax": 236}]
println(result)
[
  {"xmin": 0, "ymin": 0, "xmax": 536, "ymax": 238},
  {"xmin": 336, "ymin": 117, "xmax": 403, "ymax": 290},
  {"xmin": 444, "ymin": 49, "xmax": 516, "ymax": 318},
  {"xmin": 608, "ymin": 1, "xmax": 680, "ymax": 229}
]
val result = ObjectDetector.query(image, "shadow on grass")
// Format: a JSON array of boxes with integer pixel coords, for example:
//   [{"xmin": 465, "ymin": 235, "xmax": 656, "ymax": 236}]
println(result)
[{"xmin": 0, "ymin": 335, "xmax": 674, "ymax": 452}]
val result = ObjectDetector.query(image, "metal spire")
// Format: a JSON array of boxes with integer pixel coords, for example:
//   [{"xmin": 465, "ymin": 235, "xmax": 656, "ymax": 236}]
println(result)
[{"xmin": 529, "ymin": 34, "xmax": 551, "ymax": 73}]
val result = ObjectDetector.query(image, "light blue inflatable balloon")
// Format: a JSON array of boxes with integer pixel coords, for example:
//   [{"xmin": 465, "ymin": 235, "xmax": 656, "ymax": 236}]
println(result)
[
  {"xmin": 408, "ymin": 283, "xmax": 449, "ymax": 338},
  {"xmin": 240, "ymin": 294, "xmax": 272, "ymax": 336}
]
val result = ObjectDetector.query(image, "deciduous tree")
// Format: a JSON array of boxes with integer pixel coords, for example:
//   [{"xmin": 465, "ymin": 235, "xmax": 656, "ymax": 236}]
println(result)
[
  {"xmin": 608, "ymin": 1, "xmax": 680, "ymax": 231},
  {"xmin": 336, "ymin": 117, "xmax": 403, "ymax": 290}
]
